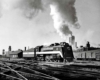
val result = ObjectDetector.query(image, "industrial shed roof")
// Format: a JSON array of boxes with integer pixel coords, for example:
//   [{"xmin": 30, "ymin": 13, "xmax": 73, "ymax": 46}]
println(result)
[
  {"xmin": 8, "ymin": 50, "xmax": 22, "ymax": 55},
  {"xmin": 74, "ymin": 49, "xmax": 100, "ymax": 53}
]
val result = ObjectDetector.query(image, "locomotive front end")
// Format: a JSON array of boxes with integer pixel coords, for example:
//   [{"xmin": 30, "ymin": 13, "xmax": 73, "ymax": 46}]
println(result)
[{"xmin": 60, "ymin": 42, "xmax": 74, "ymax": 62}]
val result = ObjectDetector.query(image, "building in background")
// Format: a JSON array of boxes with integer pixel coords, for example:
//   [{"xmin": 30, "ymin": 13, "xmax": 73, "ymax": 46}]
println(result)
[
  {"xmin": 11, "ymin": 49, "xmax": 23, "ymax": 58},
  {"xmin": 6, "ymin": 50, "xmax": 23, "ymax": 58}
]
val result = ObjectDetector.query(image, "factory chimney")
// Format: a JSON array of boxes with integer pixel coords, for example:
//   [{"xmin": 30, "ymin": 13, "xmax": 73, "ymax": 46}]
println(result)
[
  {"xmin": 2, "ymin": 49, "xmax": 5, "ymax": 55},
  {"xmin": 69, "ymin": 35, "xmax": 75, "ymax": 46},
  {"xmin": 86, "ymin": 41, "xmax": 90, "ymax": 50},
  {"xmin": 8, "ymin": 46, "xmax": 12, "ymax": 51},
  {"xmin": 24, "ymin": 47, "xmax": 26, "ymax": 51}
]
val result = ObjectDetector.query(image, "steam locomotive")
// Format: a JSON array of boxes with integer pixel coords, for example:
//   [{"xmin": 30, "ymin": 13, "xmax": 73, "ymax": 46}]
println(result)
[
  {"xmin": 33, "ymin": 42, "xmax": 74, "ymax": 62},
  {"xmin": 23, "ymin": 42, "xmax": 74, "ymax": 62}
]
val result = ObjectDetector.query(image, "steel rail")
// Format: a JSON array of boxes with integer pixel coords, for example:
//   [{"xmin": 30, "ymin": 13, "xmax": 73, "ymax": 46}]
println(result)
[{"xmin": 2, "ymin": 62, "xmax": 28, "ymax": 80}]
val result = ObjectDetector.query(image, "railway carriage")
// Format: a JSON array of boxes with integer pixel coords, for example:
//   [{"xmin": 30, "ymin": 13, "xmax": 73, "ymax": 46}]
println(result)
[{"xmin": 73, "ymin": 49, "xmax": 100, "ymax": 61}]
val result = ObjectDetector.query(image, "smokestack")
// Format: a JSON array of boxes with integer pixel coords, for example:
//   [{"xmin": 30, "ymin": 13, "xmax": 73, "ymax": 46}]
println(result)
[
  {"xmin": 69, "ymin": 35, "xmax": 75, "ymax": 45},
  {"xmin": 2, "ymin": 49, "xmax": 5, "ymax": 55},
  {"xmin": 72, "ymin": 35, "xmax": 75, "ymax": 45},
  {"xmin": 8, "ymin": 46, "xmax": 11, "ymax": 51},
  {"xmin": 24, "ymin": 47, "xmax": 26, "ymax": 51}
]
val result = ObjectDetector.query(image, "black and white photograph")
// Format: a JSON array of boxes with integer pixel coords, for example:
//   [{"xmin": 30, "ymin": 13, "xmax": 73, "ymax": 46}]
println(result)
[{"xmin": 0, "ymin": 0, "xmax": 100, "ymax": 80}]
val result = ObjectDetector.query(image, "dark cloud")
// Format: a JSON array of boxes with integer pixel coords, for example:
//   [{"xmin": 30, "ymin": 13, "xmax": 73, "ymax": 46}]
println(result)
[{"xmin": 17, "ymin": 0, "xmax": 44, "ymax": 19}]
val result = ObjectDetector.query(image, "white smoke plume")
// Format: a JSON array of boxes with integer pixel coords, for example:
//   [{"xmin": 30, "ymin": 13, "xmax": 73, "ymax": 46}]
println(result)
[
  {"xmin": 50, "ymin": 0, "xmax": 80, "ymax": 39},
  {"xmin": 15, "ymin": 0, "xmax": 80, "ymax": 38},
  {"xmin": 0, "ymin": 0, "xmax": 80, "ymax": 39}
]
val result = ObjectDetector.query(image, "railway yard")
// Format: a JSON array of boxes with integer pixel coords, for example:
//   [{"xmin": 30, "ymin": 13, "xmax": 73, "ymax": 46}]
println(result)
[{"xmin": 0, "ymin": 58, "xmax": 100, "ymax": 80}]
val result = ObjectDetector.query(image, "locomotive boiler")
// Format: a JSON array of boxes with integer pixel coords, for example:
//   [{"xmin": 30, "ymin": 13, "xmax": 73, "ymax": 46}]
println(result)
[{"xmin": 34, "ymin": 42, "xmax": 74, "ymax": 62}]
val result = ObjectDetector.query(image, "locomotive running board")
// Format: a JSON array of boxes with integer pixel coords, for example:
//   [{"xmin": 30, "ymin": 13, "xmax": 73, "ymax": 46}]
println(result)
[{"xmin": 36, "ymin": 51, "xmax": 63, "ymax": 58}]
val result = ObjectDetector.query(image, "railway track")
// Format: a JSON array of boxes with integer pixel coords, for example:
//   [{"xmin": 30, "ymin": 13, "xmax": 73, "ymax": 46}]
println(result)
[
  {"xmin": 0, "ymin": 60, "xmax": 59, "ymax": 80},
  {"xmin": 0, "ymin": 60, "xmax": 100, "ymax": 80}
]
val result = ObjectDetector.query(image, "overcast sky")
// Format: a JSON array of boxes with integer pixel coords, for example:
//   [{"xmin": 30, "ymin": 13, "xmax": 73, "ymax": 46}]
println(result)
[{"xmin": 0, "ymin": 0, "xmax": 100, "ymax": 53}]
